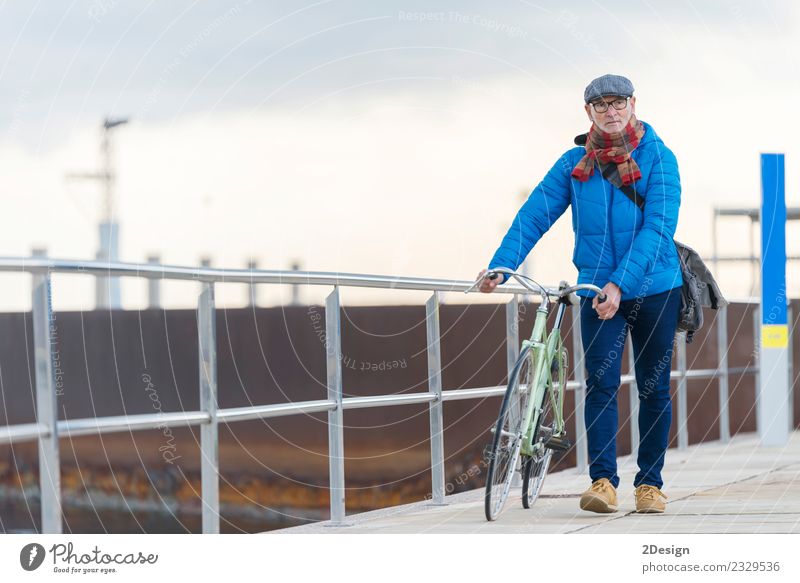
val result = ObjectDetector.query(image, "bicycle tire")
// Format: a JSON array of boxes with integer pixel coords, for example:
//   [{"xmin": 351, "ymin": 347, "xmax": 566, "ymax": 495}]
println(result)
[
  {"xmin": 522, "ymin": 352, "xmax": 559, "ymax": 508},
  {"xmin": 484, "ymin": 344, "xmax": 532, "ymax": 521},
  {"xmin": 521, "ymin": 401, "xmax": 555, "ymax": 508}
]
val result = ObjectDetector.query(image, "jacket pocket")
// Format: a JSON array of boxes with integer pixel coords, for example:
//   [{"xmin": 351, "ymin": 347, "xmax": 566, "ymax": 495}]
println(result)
[
  {"xmin": 574, "ymin": 235, "xmax": 609, "ymax": 270},
  {"xmin": 654, "ymin": 240, "xmax": 678, "ymax": 271}
]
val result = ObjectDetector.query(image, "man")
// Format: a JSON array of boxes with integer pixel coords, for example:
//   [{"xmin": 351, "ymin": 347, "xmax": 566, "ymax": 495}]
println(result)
[{"xmin": 478, "ymin": 74, "xmax": 682, "ymax": 514}]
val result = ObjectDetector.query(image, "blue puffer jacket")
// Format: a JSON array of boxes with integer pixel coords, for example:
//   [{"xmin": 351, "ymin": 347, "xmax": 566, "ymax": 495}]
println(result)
[{"xmin": 488, "ymin": 120, "xmax": 682, "ymax": 300}]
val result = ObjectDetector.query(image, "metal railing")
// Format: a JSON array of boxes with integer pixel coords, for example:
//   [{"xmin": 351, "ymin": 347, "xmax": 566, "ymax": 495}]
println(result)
[{"xmin": 0, "ymin": 257, "xmax": 784, "ymax": 532}]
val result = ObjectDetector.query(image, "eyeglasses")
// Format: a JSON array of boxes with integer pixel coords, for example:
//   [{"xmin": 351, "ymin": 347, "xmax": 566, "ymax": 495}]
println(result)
[{"xmin": 590, "ymin": 97, "xmax": 629, "ymax": 113}]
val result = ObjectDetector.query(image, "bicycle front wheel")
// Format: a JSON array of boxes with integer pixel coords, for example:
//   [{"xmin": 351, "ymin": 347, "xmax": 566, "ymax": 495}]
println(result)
[
  {"xmin": 521, "ymin": 384, "xmax": 555, "ymax": 508},
  {"xmin": 484, "ymin": 345, "xmax": 532, "ymax": 521}
]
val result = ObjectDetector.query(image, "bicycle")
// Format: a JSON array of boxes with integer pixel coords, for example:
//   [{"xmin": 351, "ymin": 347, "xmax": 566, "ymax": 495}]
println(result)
[{"xmin": 464, "ymin": 267, "xmax": 606, "ymax": 521}]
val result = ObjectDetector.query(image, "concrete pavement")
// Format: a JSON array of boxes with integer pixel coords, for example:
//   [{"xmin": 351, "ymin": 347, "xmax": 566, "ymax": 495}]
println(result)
[{"xmin": 274, "ymin": 431, "xmax": 800, "ymax": 534}]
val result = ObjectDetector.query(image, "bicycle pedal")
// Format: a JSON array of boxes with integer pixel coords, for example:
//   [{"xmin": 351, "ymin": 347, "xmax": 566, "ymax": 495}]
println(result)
[{"xmin": 543, "ymin": 435, "xmax": 573, "ymax": 452}]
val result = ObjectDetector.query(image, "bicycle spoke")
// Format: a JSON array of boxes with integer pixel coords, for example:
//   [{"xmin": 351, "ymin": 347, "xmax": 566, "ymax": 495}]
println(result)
[
  {"xmin": 522, "ymin": 354, "xmax": 558, "ymax": 509},
  {"xmin": 485, "ymin": 345, "xmax": 532, "ymax": 521}
]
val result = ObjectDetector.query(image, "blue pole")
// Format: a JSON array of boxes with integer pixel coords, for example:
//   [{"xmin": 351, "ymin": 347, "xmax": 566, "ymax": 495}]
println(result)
[{"xmin": 758, "ymin": 153, "xmax": 789, "ymax": 446}]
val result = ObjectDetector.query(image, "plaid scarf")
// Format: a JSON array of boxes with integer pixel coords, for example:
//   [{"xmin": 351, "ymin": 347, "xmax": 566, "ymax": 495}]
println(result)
[{"xmin": 571, "ymin": 114, "xmax": 645, "ymax": 186}]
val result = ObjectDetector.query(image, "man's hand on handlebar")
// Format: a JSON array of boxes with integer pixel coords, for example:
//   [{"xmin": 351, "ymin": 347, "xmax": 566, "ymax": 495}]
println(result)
[
  {"xmin": 477, "ymin": 268, "xmax": 503, "ymax": 293},
  {"xmin": 592, "ymin": 282, "xmax": 622, "ymax": 319}
]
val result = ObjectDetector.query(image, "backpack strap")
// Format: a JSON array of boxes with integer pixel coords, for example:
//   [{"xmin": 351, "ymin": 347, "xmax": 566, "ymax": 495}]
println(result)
[{"xmin": 601, "ymin": 164, "xmax": 646, "ymax": 212}]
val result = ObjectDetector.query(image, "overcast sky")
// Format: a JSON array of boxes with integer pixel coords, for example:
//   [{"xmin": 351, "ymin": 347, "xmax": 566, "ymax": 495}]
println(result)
[{"xmin": 1, "ymin": 0, "xmax": 798, "ymax": 309}]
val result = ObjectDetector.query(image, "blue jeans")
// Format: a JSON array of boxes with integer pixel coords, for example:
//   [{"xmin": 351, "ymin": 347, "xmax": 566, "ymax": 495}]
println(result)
[{"xmin": 579, "ymin": 285, "xmax": 682, "ymax": 489}]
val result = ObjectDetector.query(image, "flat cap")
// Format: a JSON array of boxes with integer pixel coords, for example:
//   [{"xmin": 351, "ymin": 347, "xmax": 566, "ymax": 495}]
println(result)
[{"xmin": 583, "ymin": 74, "xmax": 634, "ymax": 103}]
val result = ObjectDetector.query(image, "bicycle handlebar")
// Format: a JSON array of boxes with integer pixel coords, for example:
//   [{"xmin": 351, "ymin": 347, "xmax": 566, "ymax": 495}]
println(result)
[{"xmin": 464, "ymin": 267, "xmax": 607, "ymax": 305}]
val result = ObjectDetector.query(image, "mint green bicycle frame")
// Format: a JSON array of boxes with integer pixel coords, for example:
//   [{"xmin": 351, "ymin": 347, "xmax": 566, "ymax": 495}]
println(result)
[{"xmin": 518, "ymin": 300, "xmax": 567, "ymax": 457}]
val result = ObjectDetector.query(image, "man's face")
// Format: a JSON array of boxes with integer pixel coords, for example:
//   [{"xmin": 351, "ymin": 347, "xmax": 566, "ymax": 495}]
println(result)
[{"xmin": 584, "ymin": 95, "xmax": 636, "ymax": 133}]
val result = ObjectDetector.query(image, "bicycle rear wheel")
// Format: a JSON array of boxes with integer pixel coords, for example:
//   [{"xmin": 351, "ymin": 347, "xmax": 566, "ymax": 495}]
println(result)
[{"xmin": 484, "ymin": 345, "xmax": 532, "ymax": 521}]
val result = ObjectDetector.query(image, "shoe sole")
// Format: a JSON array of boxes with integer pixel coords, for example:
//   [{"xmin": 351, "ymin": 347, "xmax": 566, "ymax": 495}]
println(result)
[
  {"xmin": 579, "ymin": 493, "xmax": 618, "ymax": 513},
  {"xmin": 636, "ymin": 506, "xmax": 665, "ymax": 513}
]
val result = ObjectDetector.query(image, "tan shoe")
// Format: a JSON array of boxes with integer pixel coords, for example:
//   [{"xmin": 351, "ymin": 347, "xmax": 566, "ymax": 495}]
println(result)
[
  {"xmin": 635, "ymin": 484, "xmax": 668, "ymax": 513},
  {"xmin": 579, "ymin": 478, "xmax": 618, "ymax": 513}
]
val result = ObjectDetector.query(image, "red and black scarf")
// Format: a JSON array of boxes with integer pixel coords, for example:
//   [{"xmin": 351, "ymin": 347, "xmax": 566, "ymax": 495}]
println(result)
[{"xmin": 571, "ymin": 114, "xmax": 645, "ymax": 186}]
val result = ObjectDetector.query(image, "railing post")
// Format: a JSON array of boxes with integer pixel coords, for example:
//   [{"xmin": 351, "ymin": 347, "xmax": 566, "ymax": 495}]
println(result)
[
  {"xmin": 290, "ymin": 260, "xmax": 302, "ymax": 306},
  {"xmin": 505, "ymin": 295, "xmax": 523, "ymax": 488},
  {"xmin": 198, "ymin": 282, "xmax": 220, "ymax": 534},
  {"xmin": 628, "ymin": 331, "xmax": 639, "ymax": 459},
  {"xmin": 717, "ymin": 305, "xmax": 731, "ymax": 443},
  {"xmin": 677, "ymin": 331, "xmax": 688, "ymax": 450},
  {"xmin": 246, "ymin": 258, "xmax": 258, "ymax": 307},
  {"xmin": 426, "ymin": 292, "xmax": 446, "ymax": 504},
  {"xmin": 32, "ymin": 269, "xmax": 62, "ymax": 534},
  {"xmin": 570, "ymin": 300, "xmax": 588, "ymax": 473},
  {"xmin": 506, "ymin": 294, "xmax": 520, "ymax": 375},
  {"xmin": 326, "ymin": 286, "xmax": 346, "ymax": 524},
  {"xmin": 787, "ymin": 304, "xmax": 794, "ymax": 432},
  {"xmin": 753, "ymin": 304, "xmax": 761, "ymax": 433},
  {"xmin": 147, "ymin": 255, "xmax": 161, "ymax": 309}
]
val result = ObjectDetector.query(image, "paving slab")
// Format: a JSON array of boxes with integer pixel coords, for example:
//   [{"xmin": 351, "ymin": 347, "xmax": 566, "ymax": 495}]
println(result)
[{"xmin": 272, "ymin": 432, "xmax": 800, "ymax": 534}]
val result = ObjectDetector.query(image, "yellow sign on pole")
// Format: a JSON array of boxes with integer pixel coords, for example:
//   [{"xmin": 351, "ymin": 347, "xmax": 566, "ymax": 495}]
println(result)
[{"xmin": 761, "ymin": 324, "xmax": 789, "ymax": 348}]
